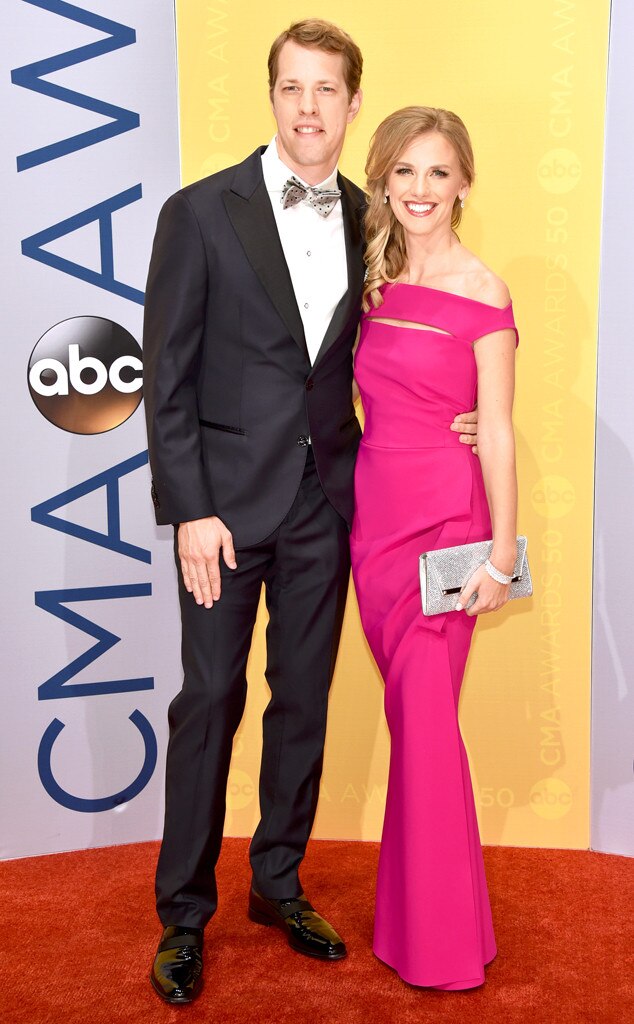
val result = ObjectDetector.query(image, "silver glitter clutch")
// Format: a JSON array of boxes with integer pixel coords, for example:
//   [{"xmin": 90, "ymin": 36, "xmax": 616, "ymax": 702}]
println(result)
[{"xmin": 419, "ymin": 536, "xmax": 532, "ymax": 616}]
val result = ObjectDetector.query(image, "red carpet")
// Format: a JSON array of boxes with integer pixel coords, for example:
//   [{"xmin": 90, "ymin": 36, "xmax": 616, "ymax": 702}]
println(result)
[{"xmin": 2, "ymin": 838, "xmax": 632, "ymax": 1024}]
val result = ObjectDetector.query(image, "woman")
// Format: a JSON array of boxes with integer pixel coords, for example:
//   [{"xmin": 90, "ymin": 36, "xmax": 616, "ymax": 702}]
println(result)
[{"xmin": 350, "ymin": 107, "xmax": 519, "ymax": 990}]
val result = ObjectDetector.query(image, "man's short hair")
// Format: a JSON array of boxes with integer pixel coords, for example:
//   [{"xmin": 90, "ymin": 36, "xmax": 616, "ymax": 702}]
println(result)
[{"xmin": 268, "ymin": 19, "xmax": 363, "ymax": 100}]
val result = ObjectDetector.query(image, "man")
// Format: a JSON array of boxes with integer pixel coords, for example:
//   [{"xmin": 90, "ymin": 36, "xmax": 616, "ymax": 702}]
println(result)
[{"xmin": 144, "ymin": 19, "xmax": 477, "ymax": 1005}]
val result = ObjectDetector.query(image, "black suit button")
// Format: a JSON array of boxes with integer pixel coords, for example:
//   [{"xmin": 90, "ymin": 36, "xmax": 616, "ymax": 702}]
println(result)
[
  {"xmin": 305, "ymin": 379, "xmax": 314, "ymax": 391},
  {"xmin": 296, "ymin": 435, "xmax": 309, "ymax": 447}
]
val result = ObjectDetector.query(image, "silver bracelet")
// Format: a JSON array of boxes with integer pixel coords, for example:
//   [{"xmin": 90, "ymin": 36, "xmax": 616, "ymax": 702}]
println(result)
[{"xmin": 484, "ymin": 558, "xmax": 513, "ymax": 585}]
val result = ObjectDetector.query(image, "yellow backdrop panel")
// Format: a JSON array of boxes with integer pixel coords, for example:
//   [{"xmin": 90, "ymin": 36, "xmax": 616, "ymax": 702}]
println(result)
[{"xmin": 175, "ymin": 0, "xmax": 609, "ymax": 848}]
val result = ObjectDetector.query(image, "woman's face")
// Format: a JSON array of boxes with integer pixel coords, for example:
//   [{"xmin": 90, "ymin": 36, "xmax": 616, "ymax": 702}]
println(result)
[{"xmin": 385, "ymin": 131, "xmax": 468, "ymax": 240}]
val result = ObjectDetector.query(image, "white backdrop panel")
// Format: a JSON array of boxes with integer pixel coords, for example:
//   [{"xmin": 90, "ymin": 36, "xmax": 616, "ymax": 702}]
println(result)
[
  {"xmin": 0, "ymin": 0, "xmax": 181, "ymax": 858},
  {"xmin": 591, "ymin": 0, "xmax": 634, "ymax": 856}
]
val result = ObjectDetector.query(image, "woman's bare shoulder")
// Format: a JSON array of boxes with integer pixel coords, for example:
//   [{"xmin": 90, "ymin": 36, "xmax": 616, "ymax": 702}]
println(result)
[
  {"xmin": 477, "ymin": 270, "xmax": 511, "ymax": 309},
  {"xmin": 458, "ymin": 250, "xmax": 511, "ymax": 308}
]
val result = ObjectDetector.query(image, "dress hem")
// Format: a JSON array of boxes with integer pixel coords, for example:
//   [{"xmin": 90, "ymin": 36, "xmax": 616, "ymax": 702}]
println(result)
[{"xmin": 372, "ymin": 947, "xmax": 497, "ymax": 992}]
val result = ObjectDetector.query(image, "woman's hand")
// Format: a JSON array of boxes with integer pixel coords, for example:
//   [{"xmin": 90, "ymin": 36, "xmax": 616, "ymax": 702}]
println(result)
[{"xmin": 456, "ymin": 563, "xmax": 510, "ymax": 617}]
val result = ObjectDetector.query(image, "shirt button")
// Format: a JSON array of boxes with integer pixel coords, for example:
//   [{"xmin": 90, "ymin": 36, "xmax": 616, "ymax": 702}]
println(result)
[
  {"xmin": 296, "ymin": 435, "xmax": 309, "ymax": 447},
  {"xmin": 304, "ymin": 302, "xmax": 309, "ymax": 309},
  {"xmin": 306, "ymin": 250, "xmax": 311, "ymax": 256}
]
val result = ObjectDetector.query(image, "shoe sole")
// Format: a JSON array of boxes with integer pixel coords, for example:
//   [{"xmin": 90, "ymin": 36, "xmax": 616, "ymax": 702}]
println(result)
[
  {"xmin": 247, "ymin": 906, "xmax": 347, "ymax": 961},
  {"xmin": 149, "ymin": 970, "xmax": 201, "ymax": 1005}
]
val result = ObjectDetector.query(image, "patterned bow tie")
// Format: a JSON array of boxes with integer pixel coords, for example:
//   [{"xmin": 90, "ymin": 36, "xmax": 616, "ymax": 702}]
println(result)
[{"xmin": 281, "ymin": 176, "xmax": 341, "ymax": 217}]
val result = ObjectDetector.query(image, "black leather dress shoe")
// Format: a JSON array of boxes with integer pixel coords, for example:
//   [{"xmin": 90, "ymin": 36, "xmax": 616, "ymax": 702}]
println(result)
[
  {"xmin": 248, "ymin": 888, "xmax": 347, "ymax": 961},
  {"xmin": 150, "ymin": 925, "xmax": 204, "ymax": 1004}
]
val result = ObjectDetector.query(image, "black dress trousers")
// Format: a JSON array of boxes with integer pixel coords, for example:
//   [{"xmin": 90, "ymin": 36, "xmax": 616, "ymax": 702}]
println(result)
[{"xmin": 155, "ymin": 449, "xmax": 351, "ymax": 928}]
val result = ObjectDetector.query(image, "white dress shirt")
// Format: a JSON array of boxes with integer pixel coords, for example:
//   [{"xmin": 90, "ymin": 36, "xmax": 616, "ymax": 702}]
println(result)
[{"xmin": 261, "ymin": 138, "xmax": 348, "ymax": 365}]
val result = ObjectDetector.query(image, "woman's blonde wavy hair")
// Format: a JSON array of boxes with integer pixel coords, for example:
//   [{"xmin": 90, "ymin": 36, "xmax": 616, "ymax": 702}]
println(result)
[{"xmin": 363, "ymin": 106, "xmax": 475, "ymax": 310}]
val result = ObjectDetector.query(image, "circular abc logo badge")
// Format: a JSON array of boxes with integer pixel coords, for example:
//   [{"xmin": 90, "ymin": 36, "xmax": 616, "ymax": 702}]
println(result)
[
  {"xmin": 538, "ymin": 148, "xmax": 581, "ymax": 194},
  {"xmin": 200, "ymin": 152, "xmax": 238, "ymax": 177},
  {"xmin": 226, "ymin": 768, "xmax": 255, "ymax": 811},
  {"xmin": 531, "ymin": 475, "xmax": 575, "ymax": 519},
  {"xmin": 28, "ymin": 316, "xmax": 143, "ymax": 434},
  {"xmin": 529, "ymin": 777, "xmax": 572, "ymax": 820}
]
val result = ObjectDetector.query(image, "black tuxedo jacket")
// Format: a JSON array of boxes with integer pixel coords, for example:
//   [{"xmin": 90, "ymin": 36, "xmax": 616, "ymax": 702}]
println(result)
[{"xmin": 143, "ymin": 147, "xmax": 365, "ymax": 547}]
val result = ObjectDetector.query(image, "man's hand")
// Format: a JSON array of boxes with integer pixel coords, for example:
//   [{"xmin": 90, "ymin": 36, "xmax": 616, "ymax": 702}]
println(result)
[
  {"xmin": 450, "ymin": 409, "xmax": 479, "ymax": 455},
  {"xmin": 178, "ymin": 516, "xmax": 237, "ymax": 609}
]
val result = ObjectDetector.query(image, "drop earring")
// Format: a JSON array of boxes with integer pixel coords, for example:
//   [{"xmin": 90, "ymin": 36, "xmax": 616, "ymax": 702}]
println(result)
[
  {"xmin": 384, "ymin": 192, "xmax": 389, "ymax": 204},
  {"xmin": 460, "ymin": 198, "xmax": 465, "ymax": 209}
]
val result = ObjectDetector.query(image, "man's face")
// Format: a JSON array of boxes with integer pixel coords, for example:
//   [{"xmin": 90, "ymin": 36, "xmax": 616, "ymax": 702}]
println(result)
[{"xmin": 270, "ymin": 40, "xmax": 362, "ymax": 184}]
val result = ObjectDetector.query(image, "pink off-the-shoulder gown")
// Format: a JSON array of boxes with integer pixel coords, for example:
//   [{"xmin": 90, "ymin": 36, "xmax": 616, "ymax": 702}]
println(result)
[{"xmin": 350, "ymin": 282, "xmax": 518, "ymax": 990}]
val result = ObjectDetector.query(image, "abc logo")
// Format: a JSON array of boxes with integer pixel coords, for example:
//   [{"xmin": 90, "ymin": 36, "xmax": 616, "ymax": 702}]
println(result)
[
  {"xmin": 530, "ymin": 777, "xmax": 572, "ymax": 820},
  {"xmin": 28, "ymin": 316, "xmax": 143, "ymax": 435},
  {"xmin": 226, "ymin": 768, "xmax": 255, "ymax": 811},
  {"xmin": 538, "ymin": 148, "xmax": 582, "ymax": 194},
  {"xmin": 531, "ymin": 475, "xmax": 575, "ymax": 519},
  {"xmin": 200, "ymin": 152, "xmax": 238, "ymax": 177}
]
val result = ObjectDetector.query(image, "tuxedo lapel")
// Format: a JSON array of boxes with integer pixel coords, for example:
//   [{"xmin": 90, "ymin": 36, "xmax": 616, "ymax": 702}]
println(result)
[
  {"xmin": 223, "ymin": 148, "xmax": 309, "ymax": 360},
  {"xmin": 312, "ymin": 175, "xmax": 366, "ymax": 369}
]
